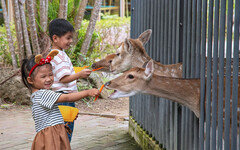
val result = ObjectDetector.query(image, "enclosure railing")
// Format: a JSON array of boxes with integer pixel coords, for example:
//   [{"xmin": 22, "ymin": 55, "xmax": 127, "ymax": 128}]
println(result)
[{"xmin": 130, "ymin": 0, "xmax": 239, "ymax": 149}]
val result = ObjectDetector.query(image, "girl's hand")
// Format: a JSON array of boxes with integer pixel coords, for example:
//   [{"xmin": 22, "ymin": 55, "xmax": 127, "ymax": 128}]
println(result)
[
  {"xmin": 88, "ymin": 88, "xmax": 100, "ymax": 97},
  {"xmin": 78, "ymin": 69, "xmax": 92, "ymax": 78}
]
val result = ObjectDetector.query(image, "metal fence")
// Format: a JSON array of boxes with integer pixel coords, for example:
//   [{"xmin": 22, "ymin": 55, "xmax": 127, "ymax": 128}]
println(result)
[{"xmin": 130, "ymin": 0, "xmax": 239, "ymax": 150}]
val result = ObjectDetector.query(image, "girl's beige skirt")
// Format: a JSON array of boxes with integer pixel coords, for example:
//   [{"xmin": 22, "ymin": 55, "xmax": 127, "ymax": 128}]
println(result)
[{"xmin": 31, "ymin": 124, "xmax": 71, "ymax": 150}]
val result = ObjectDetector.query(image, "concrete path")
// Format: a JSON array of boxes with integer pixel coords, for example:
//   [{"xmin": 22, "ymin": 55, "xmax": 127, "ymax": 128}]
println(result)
[{"xmin": 0, "ymin": 107, "xmax": 141, "ymax": 150}]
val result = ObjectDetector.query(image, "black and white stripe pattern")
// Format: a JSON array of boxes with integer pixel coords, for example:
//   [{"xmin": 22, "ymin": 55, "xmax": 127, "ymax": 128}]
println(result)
[{"xmin": 31, "ymin": 89, "xmax": 64, "ymax": 132}]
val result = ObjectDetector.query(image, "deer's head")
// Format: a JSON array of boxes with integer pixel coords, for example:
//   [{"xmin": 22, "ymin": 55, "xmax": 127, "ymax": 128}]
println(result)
[
  {"xmin": 91, "ymin": 54, "xmax": 116, "ymax": 72},
  {"xmin": 105, "ymin": 60, "xmax": 155, "ymax": 99},
  {"xmin": 110, "ymin": 29, "xmax": 152, "ymax": 74}
]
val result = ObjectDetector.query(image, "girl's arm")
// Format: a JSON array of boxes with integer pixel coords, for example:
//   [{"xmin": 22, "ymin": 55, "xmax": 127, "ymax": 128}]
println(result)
[
  {"xmin": 56, "ymin": 88, "xmax": 100, "ymax": 103},
  {"xmin": 60, "ymin": 69, "xmax": 92, "ymax": 83}
]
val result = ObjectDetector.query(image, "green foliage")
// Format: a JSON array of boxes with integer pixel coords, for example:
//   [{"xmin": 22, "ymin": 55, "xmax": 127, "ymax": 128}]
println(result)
[
  {"xmin": 66, "ymin": 20, "xmax": 101, "ymax": 67},
  {"xmin": 0, "ymin": 24, "xmax": 17, "ymax": 66},
  {"xmin": 97, "ymin": 16, "xmax": 130, "ymax": 28},
  {"xmin": 48, "ymin": 0, "xmax": 59, "ymax": 21}
]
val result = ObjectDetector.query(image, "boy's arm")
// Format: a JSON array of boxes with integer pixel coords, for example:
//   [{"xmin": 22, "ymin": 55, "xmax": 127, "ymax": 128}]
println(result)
[
  {"xmin": 56, "ymin": 88, "xmax": 100, "ymax": 103},
  {"xmin": 60, "ymin": 69, "xmax": 92, "ymax": 83}
]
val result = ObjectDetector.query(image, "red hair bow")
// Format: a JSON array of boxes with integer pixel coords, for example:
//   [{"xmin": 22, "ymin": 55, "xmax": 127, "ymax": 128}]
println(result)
[{"xmin": 29, "ymin": 56, "xmax": 52, "ymax": 77}]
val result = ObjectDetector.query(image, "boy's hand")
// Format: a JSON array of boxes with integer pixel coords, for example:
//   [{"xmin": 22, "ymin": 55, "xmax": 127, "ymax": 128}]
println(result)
[
  {"xmin": 88, "ymin": 88, "xmax": 100, "ymax": 97},
  {"xmin": 78, "ymin": 69, "xmax": 92, "ymax": 78}
]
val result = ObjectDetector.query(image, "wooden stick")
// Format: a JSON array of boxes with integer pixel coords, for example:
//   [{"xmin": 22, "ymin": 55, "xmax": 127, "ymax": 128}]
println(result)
[{"xmin": 0, "ymin": 69, "xmax": 21, "ymax": 85}]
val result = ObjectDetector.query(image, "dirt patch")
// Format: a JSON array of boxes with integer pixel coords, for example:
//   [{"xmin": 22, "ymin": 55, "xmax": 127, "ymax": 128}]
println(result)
[{"xmin": 76, "ymin": 97, "xmax": 129, "ymax": 117}]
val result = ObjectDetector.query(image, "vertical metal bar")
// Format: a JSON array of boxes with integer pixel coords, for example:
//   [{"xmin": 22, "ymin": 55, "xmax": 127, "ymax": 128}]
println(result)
[
  {"xmin": 191, "ymin": 0, "xmax": 196, "ymax": 77},
  {"xmin": 181, "ymin": 108, "xmax": 187, "ymax": 150},
  {"xmin": 153, "ymin": 0, "xmax": 158, "ymax": 60},
  {"xmin": 224, "ymin": 0, "xmax": 233, "ymax": 149},
  {"xmin": 156, "ymin": 0, "xmax": 161, "ymax": 62},
  {"xmin": 174, "ymin": 1, "xmax": 182, "ymax": 149},
  {"xmin": 166, "ymin": 101, "xmax": 170, "ymax": 149},
  {"xmin": 231, "ymin": 1, "xmax": 240, "ymax": 149},
  {"xmin": 150, "ymin": 0, "xmax": 154, "ymax": 58},
  {"xmin": 217, "ymin": 0, "xmax": 226, "ymax": 149},
  {"xmin": 211, "ymin": 0, "xmax": 220, "ymax": 150},
  {"xmin": 172, "ymin": 0, "xmax": 177, "ymax": 64},
  {"xmin": 195, "ymin": 0, "xmax": 202, "ymax": 78},
  {"xmin": 199, "ymin": 0, "xmax": 207, "ymax": 150},
  {"xmin": 163, "ymin": 0, "xmax": 168, "ymax": 64},
  {"xmin": 167, "ymin": 0, "xmax": 172, "ymax": 64},
  {"xmin": 170, "ymin": 102, "xmax": 174, "ymax": 150},
  {"xmin": 205, "ymin": 0, "xmax": 214, "ymax": 149},
  {"xmin": 193, "ymin": 117, "xmax": 199, "ymax": 150},
  {"xmin": 130, "ymin": 0, "xmax": 135, "ymax": 122},
  {"xmin": 159, "ymin": 98, "xmax": 164, "ymax": 146},
  {"xmin": 174, "ymin": 103, "xmax": 181, "ymax": 150},
  {"xmin": 181, "ymin": 0, "xmax": 188, "ymax": 148},
  {"xmin": 130, "ymin": 0, "xmax": 135, "ymax": 38},
  {"xmin": 171, "ymin": 1, "xmax": 177, "ymax": 149},
  {"xmin": 193, "ymin": 2, "xmax": 201, "ymax": 149},
  {"xmin": 187, "ymin": 0, "xmax": 194, "ymax": 149},
  {"xmin": 182, "ymin": 0, "xmax": 188, "ymax": 78},
  {"xmin": 176, "ymin": 0, "xmax": 181, "ymax": 63},
  {"xmin": 166, "ymin": 2, "xmax": 172, "ymax": 149},
  {"xmin": 155, "ymin": 97, "xmax": 160, "ymax": 143},
  {"xmin": 160, "ymin": 0, "xmax": 165, "ymax": 63},
  {"xmin": 186, "ymin": 0, "xmax": 192, "ymax": 78}
]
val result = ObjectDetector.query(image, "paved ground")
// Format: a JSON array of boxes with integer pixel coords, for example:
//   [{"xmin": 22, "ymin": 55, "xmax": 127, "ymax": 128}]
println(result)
[{"xmin": 0, "ymin": 107, "xmax": 141, "ymax": 150}]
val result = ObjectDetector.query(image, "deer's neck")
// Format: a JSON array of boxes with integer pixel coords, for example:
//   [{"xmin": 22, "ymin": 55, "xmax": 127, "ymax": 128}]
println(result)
[
  {"xmin": 132, "ymin": 52, "xmax": 151, "ymax": 68},
  {"xmin": 143, "ymin": 76, "xmax": 201, "ymax": 117},
  {"xmin": 132, "ymin": 52, "xmax": 182, "ymax": 78}
]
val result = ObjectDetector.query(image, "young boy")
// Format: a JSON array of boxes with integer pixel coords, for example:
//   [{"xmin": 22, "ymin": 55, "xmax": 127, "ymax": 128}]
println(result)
[{"xmin": 48, "ymin": 18, "xmax": 92, "ymax": 142}]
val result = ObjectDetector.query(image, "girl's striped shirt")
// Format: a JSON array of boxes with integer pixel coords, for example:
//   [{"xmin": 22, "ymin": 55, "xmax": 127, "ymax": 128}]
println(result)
[{"xmin": 31, "ymin": 89, "xmax": 64, "ymax": 132}]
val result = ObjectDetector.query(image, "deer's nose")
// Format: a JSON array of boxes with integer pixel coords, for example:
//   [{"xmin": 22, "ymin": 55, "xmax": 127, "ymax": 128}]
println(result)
[
  {"xmin": 105, "ymin": 81, "xmax": 111, "ymax": 86},
  {"xmin": 91, "ymin": 64, "xmax": 96, "ymax": 69}
]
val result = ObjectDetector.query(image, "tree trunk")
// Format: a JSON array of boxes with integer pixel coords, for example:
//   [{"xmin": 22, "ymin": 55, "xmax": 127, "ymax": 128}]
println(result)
[
  {"xmin": 27, "ymin": 0, "xmax": 40, "ymax": 54},
  {"xmin": 63, "ymin": 0, "xmax": 68, "ymax": 19},
  {"xmin": 58, "ymin": 0, "xmax": 64, "ymax": 18},
  {"xmin": 80, "ymin": 0, "xmax": 102, "ymax": 58},
  {"xmin": 59, "ymin": 0, "xmax": 68, "ymax": 19},
  {"xmin": 40, "ymin": 0, "xmax": 48, "ymax": 32},
  {"xmin": 1, "ymin": 0, "xmax": 18, "ymax": 69},
  {"xmin": 13, "ymin": 0, "xmax": 25, "ymax": 62},
  {"xmin": 72, "ymin": 0, "xmax": 88, "ymax": 47},
  {"xmin": 19, "ymin": 0, "xmax": 32, "ymax": 57}
]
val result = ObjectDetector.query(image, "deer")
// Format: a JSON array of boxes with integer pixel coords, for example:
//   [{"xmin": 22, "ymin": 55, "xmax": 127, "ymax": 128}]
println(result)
[
  {"xmin": 91, "ymin": 54, "xmax": 116, "ymax": 73},
  {"xmin": 105, "ymin": 59, "xmax": 240, "ymax": 119},
  {"xmin": 92, "ymin": 29, "xmax": 183, "ymax": 78}
]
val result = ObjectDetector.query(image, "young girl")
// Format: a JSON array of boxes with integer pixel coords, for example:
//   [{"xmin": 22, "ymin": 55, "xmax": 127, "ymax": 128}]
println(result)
[{"xmin": 21, "ymin": 51, "xmax": 100, "ymax": 150}]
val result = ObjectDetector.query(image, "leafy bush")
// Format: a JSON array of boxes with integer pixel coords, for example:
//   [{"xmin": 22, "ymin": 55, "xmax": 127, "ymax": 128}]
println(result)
[{"xmin": 0, "ymin": 24, "xmax": 17, "ymax": 66}]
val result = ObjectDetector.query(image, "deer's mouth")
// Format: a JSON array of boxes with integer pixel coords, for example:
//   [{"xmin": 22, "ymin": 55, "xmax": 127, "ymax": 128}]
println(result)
[{"xmin": 108, "ymin": 89, "xmax": 137, "ymax": 99}]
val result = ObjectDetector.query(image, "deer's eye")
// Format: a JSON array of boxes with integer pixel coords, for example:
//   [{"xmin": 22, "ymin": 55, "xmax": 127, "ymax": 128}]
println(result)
[
  {"xmin": 128, "ymin": 74, "xmax": 134, "ymax": 79},
  {"xmin": 116, "ymin": 53, "xmax": 120, "ymax": 56},
  {"xmin": 109, "ymin": 60, "xmax": 112, "ymax": 63}
]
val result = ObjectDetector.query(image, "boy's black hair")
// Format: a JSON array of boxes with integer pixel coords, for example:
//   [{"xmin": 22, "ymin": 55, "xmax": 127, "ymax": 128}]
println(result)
[{"xmin": 49, "ymin": 18, "xmax": 75, "ymax": 41}]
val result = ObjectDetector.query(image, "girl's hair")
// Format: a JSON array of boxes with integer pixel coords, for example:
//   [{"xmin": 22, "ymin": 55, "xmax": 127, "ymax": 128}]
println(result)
[{"xmin": 21, "ymin": 55, "xmax": 36, "ymax": 90}]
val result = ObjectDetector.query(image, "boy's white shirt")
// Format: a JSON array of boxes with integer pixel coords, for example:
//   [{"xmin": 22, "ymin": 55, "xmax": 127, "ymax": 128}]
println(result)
[{"xmin": 50, "ymin": 49, "xmax": 77, "ymax": 93}]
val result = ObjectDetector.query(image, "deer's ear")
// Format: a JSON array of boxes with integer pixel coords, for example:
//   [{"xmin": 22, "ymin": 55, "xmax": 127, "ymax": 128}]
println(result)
[
  {"xmin": 144, "ymin": 59, "xmax": 154, "ymax": 80},
  {"xmin": 138, "ymin": 29, "xmax": 152, "ymax": 45},
  {"xmin": 124, "ymin": 38, "xmax": 133, "ymax": 54}
]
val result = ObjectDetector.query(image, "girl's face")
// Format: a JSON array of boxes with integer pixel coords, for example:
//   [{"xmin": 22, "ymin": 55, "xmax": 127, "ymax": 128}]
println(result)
[
  {"xmin": 52, "ymin": 31, "xmax": 73, "ymax": 50},
  {"xmin": 28, "ymin": 64, "xmax": 54, "ymax": 92}
]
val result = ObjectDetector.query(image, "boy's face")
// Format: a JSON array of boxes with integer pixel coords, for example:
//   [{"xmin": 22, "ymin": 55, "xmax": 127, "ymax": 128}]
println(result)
[{"xmin": 52, "ymin": 31, "xmax": 73, "ymax": 50}]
